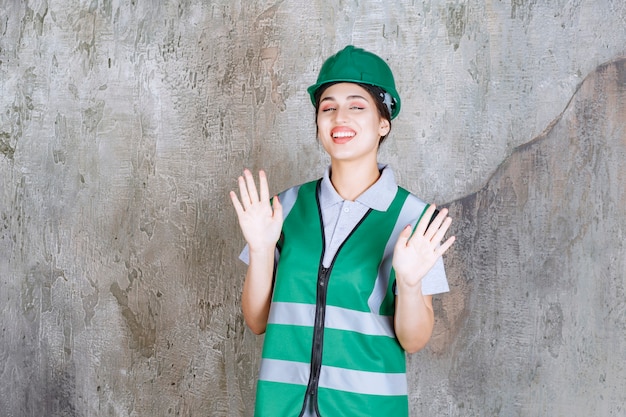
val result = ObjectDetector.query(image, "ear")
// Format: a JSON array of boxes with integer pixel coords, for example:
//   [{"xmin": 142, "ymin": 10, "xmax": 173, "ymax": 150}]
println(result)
[{"xmin": 378, "ymin": 118, "xmax": 390, "ymax": 137}]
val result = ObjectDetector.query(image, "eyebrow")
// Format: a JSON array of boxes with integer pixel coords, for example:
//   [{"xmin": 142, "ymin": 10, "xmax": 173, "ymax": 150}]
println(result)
[{"xmin": 320, "ymin": 94, "xmax": 370, "ymax": 103}]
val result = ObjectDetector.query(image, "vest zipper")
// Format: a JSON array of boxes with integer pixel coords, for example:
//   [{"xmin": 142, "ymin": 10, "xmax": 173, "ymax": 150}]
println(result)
[
  {"xmin": 299, "ymin": 180, "xmax": 374, "ymax": 417},
  {"xmin": 304, "ymin": 265, "xmax": 331, "ymax": 416}
]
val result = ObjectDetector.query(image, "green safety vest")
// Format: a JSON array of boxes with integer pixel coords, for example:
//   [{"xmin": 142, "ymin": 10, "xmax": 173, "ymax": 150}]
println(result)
[{"xmin": 255, "ymin": 179, "xmax": 415, "ymax": 417}]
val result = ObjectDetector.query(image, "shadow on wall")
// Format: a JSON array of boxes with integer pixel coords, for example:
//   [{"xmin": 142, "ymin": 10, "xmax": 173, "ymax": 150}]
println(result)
[{"xmin": 422, "ymin": 58, "xmax": 626, "ymax": 415}]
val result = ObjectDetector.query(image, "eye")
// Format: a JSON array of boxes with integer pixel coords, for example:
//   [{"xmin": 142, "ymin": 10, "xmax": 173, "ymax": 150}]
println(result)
[
  {"xmin": 349, "ymin": 100, "xmax": 367, "ymax": 110},
  {"xmin": 320, "ymin": 106, "xmax": 335, "ymax": 112}
]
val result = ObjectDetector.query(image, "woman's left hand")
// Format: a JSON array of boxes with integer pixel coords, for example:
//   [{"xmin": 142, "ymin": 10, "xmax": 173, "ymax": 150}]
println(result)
[{"xmin": 392, "ymin": 205, "xmax": 456, "ymax": 288}]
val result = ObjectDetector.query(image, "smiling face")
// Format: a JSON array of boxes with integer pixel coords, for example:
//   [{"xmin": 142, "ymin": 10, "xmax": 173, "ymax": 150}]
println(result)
[{"xmin": 315, "ymin": 83, "xmax": 391, "ymax": 165}]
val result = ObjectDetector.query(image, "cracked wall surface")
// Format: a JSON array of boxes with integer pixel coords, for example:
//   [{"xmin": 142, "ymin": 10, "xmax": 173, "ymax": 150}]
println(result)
[
  {"xmin": 416, "ymin": 58, "xmax": 626, "ymax": 416},
  {"xmin": 1, "ymin": 1, "xmax": 625, "ymax": 416}
]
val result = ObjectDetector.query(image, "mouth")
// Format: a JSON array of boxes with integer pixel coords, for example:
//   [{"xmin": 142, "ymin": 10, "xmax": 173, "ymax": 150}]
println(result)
[{"xmin": 331, "ymin": 128, "xmax": 356, "ymax": 143}]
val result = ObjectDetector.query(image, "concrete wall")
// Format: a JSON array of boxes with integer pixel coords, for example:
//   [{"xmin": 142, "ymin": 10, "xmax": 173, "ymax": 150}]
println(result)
[{"xmin": 1, "ymin": 1, "xmax": 624, "ymax": 416}]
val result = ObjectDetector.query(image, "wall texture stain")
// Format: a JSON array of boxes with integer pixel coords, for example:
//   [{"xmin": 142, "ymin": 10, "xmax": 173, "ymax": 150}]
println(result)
[
  {"xmin": 1, "ymin": 0, "xmax": 625, "ymax": 416},
  {"xmin": 445, "ymin": 3, "xmax": 467, "ymax": 51}
]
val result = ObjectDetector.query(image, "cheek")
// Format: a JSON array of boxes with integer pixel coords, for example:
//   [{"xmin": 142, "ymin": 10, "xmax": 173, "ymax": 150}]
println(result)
[
  {"xmin": 316, "ymin": 116, "xmax": 329, "ymax": 134},
  {"xmin": 315, "ymin": 123, "xmax": 326, "ymax": 143}
]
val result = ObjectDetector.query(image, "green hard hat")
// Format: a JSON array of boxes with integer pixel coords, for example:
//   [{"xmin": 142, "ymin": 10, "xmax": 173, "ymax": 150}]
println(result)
[{"xmin": 307, "ymin": 45, "xmax": 401, "ymax": 119}]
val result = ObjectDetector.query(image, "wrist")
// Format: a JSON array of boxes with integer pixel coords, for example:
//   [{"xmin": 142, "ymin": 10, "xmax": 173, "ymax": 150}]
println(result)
[
  {"xmin": 248, "ymin": 242, "xmax": 275, "ymax": 250},
  {"xmin": 395, "ymin": 276, "xmax": 423, "ymax": 295},
  {"xmin": 248, "ymin": 244, "xmax": 276, "ymax": 257}
]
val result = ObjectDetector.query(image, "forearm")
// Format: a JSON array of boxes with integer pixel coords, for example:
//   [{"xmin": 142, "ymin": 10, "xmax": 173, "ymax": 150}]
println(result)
[
  {"xmin": 394, "ymin": 279, "xmax": 435, "ymax": 354},
  {"xmin": 241, "ymin": 246, "xmax": 275, "ymax": 334}
]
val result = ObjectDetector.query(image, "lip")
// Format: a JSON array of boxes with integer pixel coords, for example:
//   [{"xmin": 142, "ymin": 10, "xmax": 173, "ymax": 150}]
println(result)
[{"xmin": 330, "ymin": 127, "xmax": 356, "ymax": 144}]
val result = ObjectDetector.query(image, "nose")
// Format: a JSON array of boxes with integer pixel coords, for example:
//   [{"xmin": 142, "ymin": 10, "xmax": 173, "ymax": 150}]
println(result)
[{"xmin": 334, "ymin": 105, "xmax": 349, "ymax": 123}]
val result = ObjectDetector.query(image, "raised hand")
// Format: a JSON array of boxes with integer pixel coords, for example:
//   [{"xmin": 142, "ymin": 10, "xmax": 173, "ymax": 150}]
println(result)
[
  {"xmin": 392, "ymin": 205, "xmax": 455, "ymax": 288},
  {"xmin": 230, "ymin": 169, "xmax": 283, "ymax": 252}
]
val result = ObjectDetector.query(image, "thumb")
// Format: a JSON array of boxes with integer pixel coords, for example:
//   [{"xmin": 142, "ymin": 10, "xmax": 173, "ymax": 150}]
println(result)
[
  {"xmin": 271, "ymin": 195, "xmax": 283, "ymax": 218},
  {"xmin": 395, "ymin": 225, "xmax": 412, "ymax": 249}
]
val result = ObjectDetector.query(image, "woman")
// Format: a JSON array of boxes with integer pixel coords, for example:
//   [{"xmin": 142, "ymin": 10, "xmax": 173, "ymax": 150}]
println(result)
[{"xmin": 230, "ymin": 45, "xmax": 455, "ymax": 417}]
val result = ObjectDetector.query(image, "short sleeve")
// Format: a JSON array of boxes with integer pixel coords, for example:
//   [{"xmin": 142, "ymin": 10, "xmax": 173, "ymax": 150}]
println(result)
[{"xmin": 420, "ymin": 256, "xmax": 449, "ymax": 295}]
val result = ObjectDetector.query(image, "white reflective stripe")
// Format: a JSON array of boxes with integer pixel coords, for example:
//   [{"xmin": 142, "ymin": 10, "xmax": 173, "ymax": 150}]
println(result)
[
  {"xmin": 259, "ymin": 359, "xmax": 407, "ymax": 397},
  {"xmin": 368, "ymin": 193, "xmax": 428, "ymax": 312},
  {"xmin": 268, "ymin": 302, "xmax": 315, "ymax": 327},
  {"xmin": 325, "ymin": 305, "xmax": 395, "ymax": 337},
  {"xmin": 368, "ymin": 235, "xmax": 398, "ymax": 313},
  {"xmin": 268, "ymin": 302, "xmax": 394, "ymax": 337},
  {"xmin": 258, "ymin": 358, "xmax": 309, "ymax": 386},
  {"xmin": 319, "ymin": 364, "xmax": 407, "ymax": 396}
]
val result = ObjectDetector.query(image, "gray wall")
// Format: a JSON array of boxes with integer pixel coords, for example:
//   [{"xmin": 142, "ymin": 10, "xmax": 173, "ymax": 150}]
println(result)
[{"xmin": 1, "ymin": 1, "xmax": 625, "ymax": 416}]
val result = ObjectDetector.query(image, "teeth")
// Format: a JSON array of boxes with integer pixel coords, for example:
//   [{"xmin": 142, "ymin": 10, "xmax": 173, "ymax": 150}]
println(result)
[{"xmin": 333, "ymin": 131, "xmax": 355, "ymax": 138}]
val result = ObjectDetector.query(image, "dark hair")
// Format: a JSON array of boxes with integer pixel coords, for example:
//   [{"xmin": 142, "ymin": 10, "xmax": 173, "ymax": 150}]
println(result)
[{"xmin": 313, "ymin": 82, "xmax": 393, "ymax": 145}]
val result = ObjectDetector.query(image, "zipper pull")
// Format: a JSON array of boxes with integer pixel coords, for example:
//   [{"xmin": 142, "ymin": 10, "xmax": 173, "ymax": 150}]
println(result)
[{"xmin": 318, "ymin": 267, "xmax": 328, "ymax": 286}]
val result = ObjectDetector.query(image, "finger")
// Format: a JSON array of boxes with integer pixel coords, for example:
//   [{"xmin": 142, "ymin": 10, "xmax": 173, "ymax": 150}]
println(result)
[
  {"xmin": 395, "ymin": 225, "xmax": 412, "ymax": 249},
  {"xmin": 259, "ymin": 170, "xmax": 270, "ymax": 203},
  {"xmin": 272, "ymin": 194, "xmax": 283, "ymax": 219},
  {"xmin": 229, "ymin": 190, "xmax": 244, "ymax": 216},
  {"xmin": 436, "ymin": 235, "xmax": 456, "ymax": 256},
  {"xmin": 430, "ymin": 214, "xmax": 453, "ymax": 244},
  {"xmin": 424, "ymin": 208, "xmax": 449, "ymax": 240},
  {"xmin": 244, "ymin": 169, "xmax": 260, "ymax": 203},
  {"xmin": 414, "ymin": 204, "xmax": 437, "ymax": 237},
  {"xmin": 237, "ymin": 175, "xmax": 251, "ymax": 208}
]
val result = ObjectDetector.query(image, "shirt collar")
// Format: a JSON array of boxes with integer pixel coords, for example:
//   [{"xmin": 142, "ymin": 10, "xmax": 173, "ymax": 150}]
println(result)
[{"xmin": 319, "ymin": 163, "xmax": 398, "ymax": 211}]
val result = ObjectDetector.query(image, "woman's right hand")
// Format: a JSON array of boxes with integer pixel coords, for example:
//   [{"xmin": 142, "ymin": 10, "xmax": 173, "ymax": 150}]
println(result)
[{"xmin": 230, "ymin": 169, "xmax": 283, "ymax": 251}]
